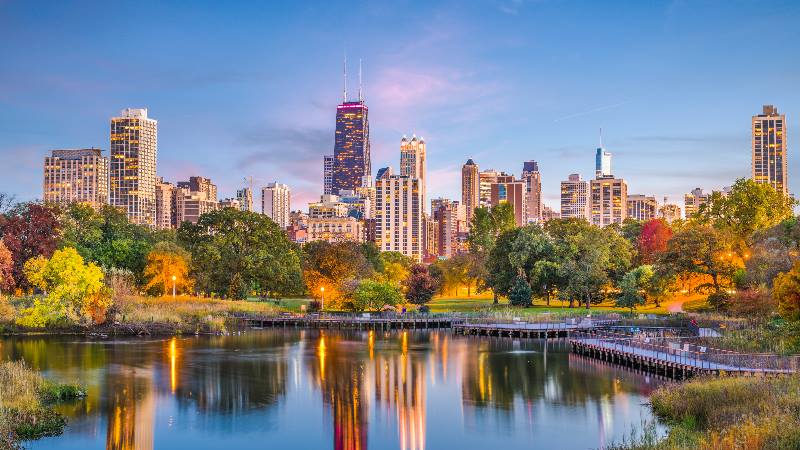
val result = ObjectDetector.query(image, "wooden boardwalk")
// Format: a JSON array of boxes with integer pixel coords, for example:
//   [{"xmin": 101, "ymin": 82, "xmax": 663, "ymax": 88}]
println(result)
[
  {"xmin": 570, "ymin": 332, "xmax": 800, "ymax": 379},
  {"xmin": 453, "ymin": 319, "xmax": 617, "ymax": 338},
  {"xmin": 238, "ymin": 315, "xmax": 460, "ymax": 330}
]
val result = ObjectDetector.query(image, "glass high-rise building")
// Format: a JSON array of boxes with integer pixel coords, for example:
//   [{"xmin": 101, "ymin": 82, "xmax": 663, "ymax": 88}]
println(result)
[
  {"xmin": 110, "ymin": 108, "xmax": 157, "ymax": 226},
  {"xmin": 332, "ymin": 101, "xmax": 370, "ymax": 194},
  {"xmin": 752, "ymin": 105, "xmax": 788, "ymax": 195},
  {"xmin": 43, "ymin": 148, "xmax": 108, "ymax": 209}
]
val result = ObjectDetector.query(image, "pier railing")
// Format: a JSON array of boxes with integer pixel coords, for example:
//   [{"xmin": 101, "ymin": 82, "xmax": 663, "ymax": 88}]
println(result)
[{"xmin": 573, "ymin": 330, "xmax": 800, "ymax": 373}]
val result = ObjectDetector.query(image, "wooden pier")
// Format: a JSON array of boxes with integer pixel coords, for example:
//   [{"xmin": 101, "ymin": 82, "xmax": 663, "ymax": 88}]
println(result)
[
  {"xmin": 238, "ymin": 315, "xmax": 460, "ymax": 330},
  {"xmin": 570, "ymin": 331, "xmax": 800, "ymax": 379},
  {"xmin": 453, "ymin": 319, "xmax": 618, "ymax": 338}
]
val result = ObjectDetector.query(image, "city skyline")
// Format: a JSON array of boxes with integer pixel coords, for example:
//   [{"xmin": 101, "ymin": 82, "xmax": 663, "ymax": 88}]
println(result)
[{"xmin": 1, "ymin": 1, "xmax": 799, "ymax": 211}]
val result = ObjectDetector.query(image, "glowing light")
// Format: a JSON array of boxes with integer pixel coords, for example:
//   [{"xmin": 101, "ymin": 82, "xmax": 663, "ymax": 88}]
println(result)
[{"xmin": 169, "ymin": 338, "xmax": 178, "ymax": 393}]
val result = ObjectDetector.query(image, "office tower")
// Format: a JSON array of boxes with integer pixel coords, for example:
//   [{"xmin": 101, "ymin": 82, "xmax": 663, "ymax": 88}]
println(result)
[
  {"xmin": 684, "ymin": 187, "xmax": 711, "ymax": 218},
  {"xmin": 262, "ymin": 182, "xmax": 291, "ymax": 228},
  {"xmin": 478, "ymin": 169, "xmax": 500, "ymax": 208},
  {"xmin": 541, "ymin": 205, "xmax": 561, "ymax": 222},
  {"xmin": 752, "ymin": 105, "xmax": 788, "ymax": 195},
  {"xmin": 659, "ymin": 199, "xmax": 682, "ymax": 223},
  {"xmin": 560, "ymin": 174, "xmax": 590, "ymax": 219},
  {"xmin": 110, "ymin": 108, "xmax": 158, "ymax": 226},
  {"xmin": 490, "ymin": 178, "xmax": 526, "ymax": 227},
  {"xmin": 236, "ymin": 187, "xmax": 254, "ymax": 212},
  {"xmin": 307, "ymin": 216, "xmax": 364, "ymax": 243},
  {"xmin": 626, "ymin": 194, "xmax": 658, "ymax": 221},
  {"xmin": 433, "ymin": 199, "xmax": 465, "ymax": 258},
  {"xmin": 400, "ymin": 135, "xmax": 427, "ymax": 205},
  {"xmin": 43, "ymin": 148, "xmax": 108, "ymax": 208},
  {"xmin": 332, "ymin": 62, "xmax": 370, "ymax": 195},
  {"xmin": 521, "ymin": 161, "xmax": 542, "ymax": 223},
  {"xmin": 375, "ymin": 169, "xmax": 423, "ymax": 262},
  {"xmin": 424, "ymin": 215, "xmax": 438, "ymax": 260},
  {"xmin": 177, "ymin": 176, "xmax": 217, "ymax": 202},
  {"xmin": 595, "ymin": 147, "xmax": 612, "ymax": 178},
  {"xmin": 323, "ymin": 154, "xmax": 334, "ymax": 195},
  {"xmin": 461, "ymin": 159, "xmax": 479, "ymax": 226},
  {"xmin": 219, "ymin": 198, "xmax": 241, "ymax": 209},
  {"xmin": 308, "ymin": 194, "xmax": 349, "ymax": 218},
  {"xmin": 154, "ymin": 178, "xmax": 174, "ymax": 229},
  {"xmin": 590, "ymin": 177, "xmax": 627, "ymax": 226}
]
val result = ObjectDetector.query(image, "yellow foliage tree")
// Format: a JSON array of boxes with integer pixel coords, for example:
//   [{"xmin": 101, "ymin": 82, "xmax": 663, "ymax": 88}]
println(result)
[{"xmin": 144, "ymin": 242, "xmax": 193, "ymax": 297}]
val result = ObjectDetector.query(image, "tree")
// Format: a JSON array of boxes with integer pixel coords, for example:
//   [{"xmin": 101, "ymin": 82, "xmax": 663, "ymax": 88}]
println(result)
[
  {"xmin": 352, "ymin": 280, "xmax": 402, "ymax": 312},
  {"xmin": 300, "ymin": 240, "xmax": 374, "ymax": 308},
  {"xmin": 508, "ymin": 224, "xmax": 562, "ymax": 305},
  {"xmin": 773, "ymin": 262, "xmax": 800, "ymax": 321},
  {"xmin": 508, "ymin": 275, "xmax": 532, "ymax": 307},
  {"xmin": 0, "ymin": 203, "xmax": 61, "ymax": 289},
  {"xmin": 179, "ymin": 209, "xmax": 303, "ymax": 299},
  {"xmin": 0, "ymin": 240, "xmax": 14, "ymax": 294},
  {"xmin": 403, "ymin": 264, "xmax": 438, "ymax": 305},
  {"xmin": 696, "ymin": 178, "xmax": 795, "ymax": 251},
  {"xmin": 485, "ymin": 228, "xmax": 521, "ymax": 299},
  {"xmin": 657, "ymin": 225, "xmax": 738, "ymax": 295},
  {"xmin": 638, "ymin": 219, "xmax": 672, "ymax": 264},
  {"xmin": 143, "ymin": 241, "xmax": 193, "ymax": 296},
  {"xmin": 743, "ymin": 217, "xmax": 800, "ymax": 288},
  {"xmin": 467, "ymin": 204, "xmax": 516, "ymax": 302},
  {"xmin": 379, "ymin": 251, "xmax": 412, "ymax": 286},
  {"xmin": 19, "ymin": 247, "xmax": 111, "ymax": 327},
  {"xmin": 616, "ymin": 265, "xmax": 655, "ymax": 312}
]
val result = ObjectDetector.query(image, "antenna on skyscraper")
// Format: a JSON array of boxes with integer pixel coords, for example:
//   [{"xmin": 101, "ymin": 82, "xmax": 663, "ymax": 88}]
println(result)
[
  {"xmin": 599, "ymin": 127, "xmax": 603, "ymax": 148},
  {"xmin": 343, "ymin": 51, "xmax": 348, "ymax": 103},
  {"xmin": 358, "ymin": 58, "xmax": 363, "ymax": 102}
]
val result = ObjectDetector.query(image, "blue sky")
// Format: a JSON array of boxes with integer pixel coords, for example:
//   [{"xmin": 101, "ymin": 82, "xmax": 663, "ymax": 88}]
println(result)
[{"xmin": 1, "ymin": 0, "xmax": 799, "ymax": 210}]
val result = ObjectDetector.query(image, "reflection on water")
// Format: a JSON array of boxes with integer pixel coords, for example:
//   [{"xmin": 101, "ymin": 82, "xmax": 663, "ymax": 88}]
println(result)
[{"xmin": 0, "ymin": 330, "xmax": 663, "ymax": 450}]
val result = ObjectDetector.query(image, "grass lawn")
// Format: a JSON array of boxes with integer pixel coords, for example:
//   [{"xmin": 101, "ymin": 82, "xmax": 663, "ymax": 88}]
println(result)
[{"xmin": 245, "ymin": 297, "xmax": 312, "ymax": 313}]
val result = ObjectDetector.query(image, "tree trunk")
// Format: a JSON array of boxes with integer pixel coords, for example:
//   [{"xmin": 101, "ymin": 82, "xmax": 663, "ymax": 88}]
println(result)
[
  {"xmin": 493, "ymin": 291, "xmax": 498, "ymax": 305},
  {"xmin": 585, "ymin": 294, "xmax": 591, "ymax": 310}
]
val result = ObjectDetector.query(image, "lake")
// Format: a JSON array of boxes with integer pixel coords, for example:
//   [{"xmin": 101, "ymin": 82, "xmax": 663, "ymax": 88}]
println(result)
[{"xmin": 1, "ymin": 330, "xmax": 663, "ymax": 449}]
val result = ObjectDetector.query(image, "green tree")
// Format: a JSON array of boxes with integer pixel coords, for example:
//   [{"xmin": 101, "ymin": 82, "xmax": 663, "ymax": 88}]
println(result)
[
  {"xmin": 696, "ymin": 178, "xmax": 796, "ymax": 251},
  {"xmin": 657, "ymin": 225, "xmax": 737, "ymax": 295},
  {"xmin": 508, "ymin": 224, "xmax": 563, "ymax": 305},
  {"xmin": 467, "ymin": 204, "xmax": 516, "ymax": 302},
  {"xmin": 403, "ymin": 264, "xmax": 439, "ymax": 305},
  {"xmin": 379, "ymin": 251, "xmax": 412, "ymax": 286},
  {"xmin": 19, "ymin": 247, "xmax": 111, "ymax": 327},
  {"xmin": 508, "ymin": 275, "xmax": 532, "ymax": 307},
  {"xmin": 485, "ymin": 228, "xmax": 521, "ymax": 299},
  {"xmin": 773, "ymin": 262, "xmax": 800, "ymax": 321},
  {"xmin": 352, "ymin": 279, "xmax": 402, "ymax": 312},
  {"xmin": 300, "ymin": 240, "xmax": 374, "ymax": 308},
  {"xmin": 616, "ymin": 265, "xmax": 656, "ymax": 312}
]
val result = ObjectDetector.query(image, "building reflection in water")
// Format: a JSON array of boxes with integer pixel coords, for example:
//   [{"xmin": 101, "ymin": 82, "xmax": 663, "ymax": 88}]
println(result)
[{"xmin": 105, "ymin": 366, "xmax": 155, "ymax": 450}]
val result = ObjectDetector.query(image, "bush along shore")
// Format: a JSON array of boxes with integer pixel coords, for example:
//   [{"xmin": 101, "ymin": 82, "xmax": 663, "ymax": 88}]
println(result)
[
  {"xmin": 606, "ymin": 375, "xmax": 800, "ymax": 450},
  {"xmin": 0, "ymin": 360, "xmax": 86, "ymax": 449}
]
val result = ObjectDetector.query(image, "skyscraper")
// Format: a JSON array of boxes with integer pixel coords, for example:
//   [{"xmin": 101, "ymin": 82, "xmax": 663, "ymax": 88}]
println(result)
[
  {"xmin": 332, "ymin": 62, "xmax": 370, "ymax": 195},
  {"xmin": 323, "ymin": 154, "xmax": 334, "ymax": 195},
  {"xmin": 590, "ymin": 177, "xmax": 627, "ymax": 226},
  {"xmin": 177, "ymin": 176, "xmax": 217, "ymax": 202},
  {"xmin": 595, "ymin": 147, "xmax": 612, "ymax": 178},
  {"xmin": 560, "ymin": 174, "xmax": 590, "ymax": 220},
  {"xmin": 43, "ymin": 148, "xmax": 108, "ymax": 208},
  {"xmin": 262, "ymin": 182, "xmax": 291, "ymax": 229},
  {"xmin": 478, "ymin": 169, "xmax": 501, "ymax": 208},
  {"xmin": 490, "ymin": 178, "xmax": 526, "ymax": 227},
  {"xmin": 521, "ymin": 161, "xmax": 542, "ymax": 223},
  {"xmin": 154, "ymin": 177, "xmax": 174, "ymax": 229},
  {"xmin": 752, "ymin": 105, "xmax": 788, "ymax": 195},
  {"xmin": 400, "ymin": 135, "xmax": 426, "ymax": 205},
  {"xmin": 110, "ymin": 108, "xmax": 157, "ymax": 226},
  {"xmin": 684, "ymin": 187, "xmax": 710, "ymax": 218},
  {"xmin": 375, "ymin": 168, "xmax": 423, "ymax": 262},
  {"xmin": 461, "ymin": 159, "xmax": 479, "ymax": 226},
  {"xmin": 236, "ymin": 187, "xmax": 254, "ymax": 212}
]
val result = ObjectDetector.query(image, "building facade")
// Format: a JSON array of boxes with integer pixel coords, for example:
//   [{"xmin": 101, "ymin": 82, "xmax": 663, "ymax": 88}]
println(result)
[
  {"xmin": 154, "ymin": 178, "xmax": 174, "ymax": 229},
  {"xmin": 177, "ymin": 176, "xmax": 217, "ymax": 202},
  {"xmin": 173, "ymin": 187, "xmax": 218, "ymax": 226},
  {"xmin": 400, "ymin": 135, "xmax": 426, "ymax": 206},
  {"xmin": 323, "ymin": 154, "xmax": 334, "ymax": 195},
  {"xmin": 236, "ymin": 187, "xmax": 254, "ymax": 212},
  {"xmin": 262, "ymin": 182, "xmax": 291, "ymax": 228},
  {"xmin": 308, "ymin": 194, "xmax": 349, "ymax": 218},
  {"xmin": 461, "ymin": 159, "xmax": 479, "ymax": 226},
  {"xmin": 659, "ymin": 201, "xmax": 682, "ymax": 223},
  {"xmin": 478, "ymin": 169, "xmax": 500, "ymax": 208},
  {"xmin": 560, "ymin": 174, "xmax": 590, "ymax": 220},
  {"xmin": 375, "ymin": 172, "xmax": 423, "ymax": 262},
  {"xmin": 595, "ymin": 147, "xmax": 612, "ymax": 178},
  {"xmin": 590, "ymin": 177, "xmax": 627, "ymax": 226},
  {"xmin": 521, "ymin": 161, "xmax": 542, "ymax": 223},
  {"xmin": 43, "ymin": 148, "xmax": 108, "ymax": 208},
  {"xmin": 752, "ymin": 105, "xmax": 788, "ymax": 195},
  {"xmin": 332, "ymin": 101, "xmax": 370, "ymax": 194},
  {"xmin": 626, "ymin": 194, "xmax": 658, "ymax": 221},
  {"xmin": 490, "ymin": 179, "xmax": 526, "ymax": 227},
  {"xmin": 307, "ymin": 216, "xmax": 364, "ymax": 243},
  {"xmin": 684, "ymin": 187, "xmax": 711, "ymax": 218},
  {"xmin": 110, "ymin": 108, "xmax": 158, "ymax": 226}
]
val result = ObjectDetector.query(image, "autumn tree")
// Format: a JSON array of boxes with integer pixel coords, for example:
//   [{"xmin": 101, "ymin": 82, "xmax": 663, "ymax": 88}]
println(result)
[
  {"xmin": 143, "ymin": 241, "xmax": 193, "ymax": 296},
  {"xmin": 403, "ymin": 264, "xmax": 439, "ymax": 305},
  {"xmin": 379, "ymin": 251, "xmax": 412, "ymax": 287},
  {"xmin": 19, "ymin": 247, "xmax": 111, "ymax": 327},
  {"xmin": 352, "ymin": 280, "xmax": 402, "ymax": 312},
  {"xmin": 301, "ymin": 241, "xmax": 374, "ymax": 308},
  {"xmin": 773, "ymin": 262, "xmax": 800, "ymax": 321},
  {"xmin": 638, "ymin": 219, "xmax": 672, "ymax": 264},
  {"xmin": 0, "ymin": 203, "xmax": 61, "ymax": 289},
  {"xmin": 657, "ymin": 225, "xmax": 737, "ymax": 296},
  {"xmin": 0, "ymin": 240, "xmax": 14, "ymax": 294}
]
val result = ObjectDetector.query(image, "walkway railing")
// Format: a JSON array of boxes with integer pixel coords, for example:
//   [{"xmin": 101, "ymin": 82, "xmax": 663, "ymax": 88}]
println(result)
[{"xmin": 573, "ymin": 330, "xmax": 800, "ymax": 373}]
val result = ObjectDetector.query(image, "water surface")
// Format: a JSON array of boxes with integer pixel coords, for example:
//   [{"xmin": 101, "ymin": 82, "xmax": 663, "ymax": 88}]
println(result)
[{"xmin": 0, "ymin": 330, "xmax": 663, "ymax": 449}]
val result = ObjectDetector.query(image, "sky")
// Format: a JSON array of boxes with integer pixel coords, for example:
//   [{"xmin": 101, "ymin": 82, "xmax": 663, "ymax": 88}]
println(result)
[{"xmin": 1, "ymin": 0, "xmax": 799, "ymax": 210}]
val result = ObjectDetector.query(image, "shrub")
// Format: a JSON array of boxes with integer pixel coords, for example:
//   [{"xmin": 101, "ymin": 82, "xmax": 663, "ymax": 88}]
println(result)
[{"xmin": 726, "ymin": 287, "xmax": 776, "ymax": 318}]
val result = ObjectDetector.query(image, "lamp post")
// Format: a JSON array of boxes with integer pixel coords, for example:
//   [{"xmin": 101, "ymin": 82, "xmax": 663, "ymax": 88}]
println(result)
[
  {"xmin": 172, "ymin": 275, "xmax": 177, "ymax": 298},
  {"xmin": 320, "ymin": 287, "xmax": 325, "ymax": 312}
]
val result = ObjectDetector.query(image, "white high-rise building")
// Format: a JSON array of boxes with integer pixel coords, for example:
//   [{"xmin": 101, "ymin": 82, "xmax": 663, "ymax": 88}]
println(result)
[
  {"xmin": 262, "ymin": 182, "xmax": 291, "ymax": 229},
  {"xmin": 560, "ymin": 173, "xmax": 590, "ymax": 219},
  {"xmin": 375, "ymin": 168, "xmax": 423, "ymax": 262},
  {"xmin": 595, "ymin": 147, "xmax": 612, "ymax": 178},
  {"xmin": 110, "ymin": 108, "xmax": 158, "ymax": 226},
  {"xmin": 154, "ymin": 177, "xmax": 174, "ymax": 229},
  {"xmin": 323, "ymin": 154, "xmax": 334, "ymax": 195},
  {"xmin": 400, "ymin": 135, "xmax": 426, "ymax": 206}
]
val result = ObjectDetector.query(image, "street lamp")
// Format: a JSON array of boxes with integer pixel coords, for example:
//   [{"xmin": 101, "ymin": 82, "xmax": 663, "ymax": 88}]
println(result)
[
  {"xmin": 172, "ymin": 275, "xmax": 177, "ymax": 298},
  {"xmin": 320, "ymin": 286, "xmax": 325, "ymax": 312}
]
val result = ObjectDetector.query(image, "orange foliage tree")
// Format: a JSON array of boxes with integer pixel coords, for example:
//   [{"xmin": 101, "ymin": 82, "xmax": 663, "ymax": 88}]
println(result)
[
  {"xmin": 638, "ymin": 219, "xmax": 672, "ymax": 264},
  {"xmin": 143, "ymin": 242, "xmax": 193, "ymax": 296}
]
